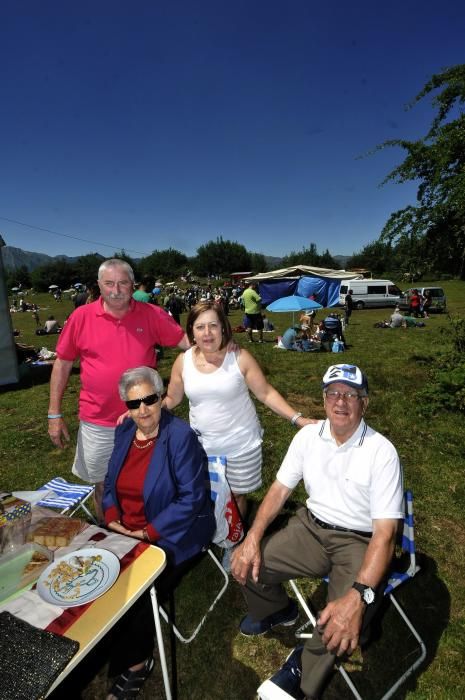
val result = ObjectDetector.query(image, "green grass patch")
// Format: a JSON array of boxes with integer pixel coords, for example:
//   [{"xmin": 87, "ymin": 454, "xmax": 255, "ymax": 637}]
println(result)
[{"xmin": 2, "ymin": 282, "xmax": 465, "ymax": 698}]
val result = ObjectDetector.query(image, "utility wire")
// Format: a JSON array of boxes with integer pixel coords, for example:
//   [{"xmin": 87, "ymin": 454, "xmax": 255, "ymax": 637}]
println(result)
[{"xmin": 0, "ymin": 216, "xmax": 150, "ymax": 256}]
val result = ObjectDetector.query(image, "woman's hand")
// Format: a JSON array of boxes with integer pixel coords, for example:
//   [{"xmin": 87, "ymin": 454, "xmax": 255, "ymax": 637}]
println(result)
[
  {"xmin": 107, "ymin": 520, "xmax": 143, "ymax": 539},
  {"xmin": 295, "ymin": 416, "xmax": 317, "ymax": 428},
  {"xmin": 107, "ymin": 520, "xmax": 131, "ymax": 536}
]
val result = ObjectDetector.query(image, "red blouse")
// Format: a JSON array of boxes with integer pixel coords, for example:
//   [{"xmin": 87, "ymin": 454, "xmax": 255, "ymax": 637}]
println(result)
[{"xmin": 105, "ymin": 436, "xmax": 159, "ymax": 541}]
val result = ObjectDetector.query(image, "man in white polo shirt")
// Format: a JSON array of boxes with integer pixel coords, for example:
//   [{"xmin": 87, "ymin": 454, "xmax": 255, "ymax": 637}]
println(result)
[{"xmin": 231, "ymin": 364, "xmax": 403, "ymax": 700}]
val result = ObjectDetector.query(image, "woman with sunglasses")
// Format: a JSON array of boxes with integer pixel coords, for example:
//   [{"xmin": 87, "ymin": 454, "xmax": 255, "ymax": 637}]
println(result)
[{"xmin": 102, "ymin": 365, "xmax": 215, "ymax": 700}]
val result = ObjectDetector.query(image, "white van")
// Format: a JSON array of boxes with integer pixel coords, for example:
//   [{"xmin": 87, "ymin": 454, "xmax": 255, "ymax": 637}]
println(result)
[{"xmin": 339, "ymin": 279, "xmax": 402, "ymax": 309}]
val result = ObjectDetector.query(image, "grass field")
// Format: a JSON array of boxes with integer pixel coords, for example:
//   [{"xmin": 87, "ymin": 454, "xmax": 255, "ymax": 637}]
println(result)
[{"xmin": 1, "ymin": 281, "xmax": 465, "ymax": 699}]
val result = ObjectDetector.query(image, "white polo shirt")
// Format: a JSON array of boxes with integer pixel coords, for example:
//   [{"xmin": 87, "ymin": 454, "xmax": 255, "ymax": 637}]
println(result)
[{"xmin": 277, "ymin": 419, "xmax": 403, "ymax": 532}]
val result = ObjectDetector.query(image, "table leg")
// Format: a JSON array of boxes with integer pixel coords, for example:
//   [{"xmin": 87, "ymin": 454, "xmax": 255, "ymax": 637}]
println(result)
[{"xmin": 150, "ymin": 584, "xmax": 172, "ymax": 700}]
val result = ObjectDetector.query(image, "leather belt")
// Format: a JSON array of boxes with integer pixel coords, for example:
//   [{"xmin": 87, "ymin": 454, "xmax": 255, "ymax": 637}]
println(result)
[{"xmin": 309, "ymin": 511, "xmax": 372, "ymax": 538}]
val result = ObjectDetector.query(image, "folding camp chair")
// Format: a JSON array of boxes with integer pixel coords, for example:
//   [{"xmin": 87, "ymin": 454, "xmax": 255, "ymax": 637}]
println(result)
[
  {"xmin": 37, "ymin": 477, "xmax": 98, "ymax": 523},
  {"xmin": 287, "ymin": 490, "xmax": 426, "ymax": 700},
  {"xmin": 158, "ymin": 455, "xmax": 233, "ymax": 699},
  {"xmin": 158, "ymin": 546, "xmax": 229, "ymax": 644},
  {"xmin": 157, "ymin": 546, "xmax": 229, "ymax": 700}
]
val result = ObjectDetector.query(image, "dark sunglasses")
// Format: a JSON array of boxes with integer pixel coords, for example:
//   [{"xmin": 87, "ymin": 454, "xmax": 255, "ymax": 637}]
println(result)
[{"xmin": 125, "ymin": 393, "xmax": 161, "ymax": 410}]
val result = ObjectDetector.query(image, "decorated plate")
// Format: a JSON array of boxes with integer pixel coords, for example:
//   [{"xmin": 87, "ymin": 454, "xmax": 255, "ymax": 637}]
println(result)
[{"xmin": 36, "ymin": 547, "xmax": 120, "ymax": 607}]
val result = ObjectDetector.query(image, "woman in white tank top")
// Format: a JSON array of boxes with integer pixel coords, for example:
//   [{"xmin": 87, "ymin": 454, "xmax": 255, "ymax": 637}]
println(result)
[{"xmin": 164, "ymin": 301, "xmax": 314, "ymax": 517}]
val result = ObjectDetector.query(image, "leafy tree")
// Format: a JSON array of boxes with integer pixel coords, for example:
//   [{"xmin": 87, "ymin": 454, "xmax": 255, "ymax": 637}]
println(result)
[
  {"xmin": 250, "ymin": 252, "xmax": 268, "ymax": 273},
  {"xmin": 347, "ymin": 240, "xmax": 399, "ymax": 276},
  {"xmin": 30, "ymin": 259, "xmax": 76, "ymax": 291},
  {"xmin": 319, "ymin": 248, "xmax": 340, "ymax": 269},
  {"xmin": 194, "ymin": 237, "xmax": 251, "ymax": 276},
  {"xmin": 7, "ymin": 265, "xmax": 31, "ymax": 289},
  {"xmin": 112, "ymin": 250, "xmax": 140, "ymax": 279},
  {"xmin": 74, "ymin": 253, "xmax": 105, "ymax": 285},
  {"xmin": 376, "ymin": 64, "xmax": 465, "ymax": 278},
  {"xmin": 139, "ymin": 248, "xmax": 189, "ymax": 281},
  {"xmin": 281, "ymin": 244, "xmax": 339, "ymax": 269}
]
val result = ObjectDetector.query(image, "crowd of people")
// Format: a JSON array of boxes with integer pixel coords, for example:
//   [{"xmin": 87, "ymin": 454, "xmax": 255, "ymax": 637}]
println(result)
[
  {"xmin": 38, "ymin": 258, "xmax": 408, "ymax": 699},
  {"xmin": 276, "ymin": 313, "xmax": 346, "ymax": 353}
]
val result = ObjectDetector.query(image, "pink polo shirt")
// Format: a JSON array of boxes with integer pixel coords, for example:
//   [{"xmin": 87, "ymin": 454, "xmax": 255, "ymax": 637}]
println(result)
[{"xmin": 56, "ymin": 298, "xmax": 184, "ymax": 426}]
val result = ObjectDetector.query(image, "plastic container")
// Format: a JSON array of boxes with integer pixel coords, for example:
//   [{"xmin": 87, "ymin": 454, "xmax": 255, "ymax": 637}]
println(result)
[
  {"xmin": 0, "ymin": 543, "xmax": 53, "ymax": 603},
  {"xmin": 0, "ymin": 494, "xmax": 32, "ymax": 554}
]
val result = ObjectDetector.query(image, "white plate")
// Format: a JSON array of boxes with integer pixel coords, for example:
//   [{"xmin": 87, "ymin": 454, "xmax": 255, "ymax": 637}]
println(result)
[{"xmin": 36, "ymin": 548, "xmax": 120, "ymax": 607}]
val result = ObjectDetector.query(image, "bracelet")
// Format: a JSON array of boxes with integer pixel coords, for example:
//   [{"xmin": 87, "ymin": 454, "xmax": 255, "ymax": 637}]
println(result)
[
  {"xmin": 290, "ymin": 412, "xmax": 302, "ymax": 425},
  {"xmin": 47, "ymin": 413, "xmax": 63, "ymax": 419},
  {"xmin": 142, "ymin": 527, "xmax": 150, "ymax": 542}
]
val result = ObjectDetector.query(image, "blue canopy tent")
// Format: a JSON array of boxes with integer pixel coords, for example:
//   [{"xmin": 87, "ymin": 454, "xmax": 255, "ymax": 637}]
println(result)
[{"xmin": 248, "ymin": 265, "xmax": 359, "ymax": 308}]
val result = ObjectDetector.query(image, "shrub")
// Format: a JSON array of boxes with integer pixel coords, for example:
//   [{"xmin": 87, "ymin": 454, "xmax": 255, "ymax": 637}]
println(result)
[{"xmin": 418, "ymin": 315, "xmax": 465, "ymax": 413}]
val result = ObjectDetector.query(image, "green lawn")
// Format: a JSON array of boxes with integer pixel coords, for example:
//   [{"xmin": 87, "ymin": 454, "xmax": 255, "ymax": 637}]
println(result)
[{"xmin": 1, "ymin": 281, "xmax": 464, "ymax": 699}]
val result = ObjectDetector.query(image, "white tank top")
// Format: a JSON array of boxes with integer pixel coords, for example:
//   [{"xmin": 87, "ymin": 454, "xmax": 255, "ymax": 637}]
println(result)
[{"xmin": 182, "ymin": 348, "xmax": 263, "ymax": 457}]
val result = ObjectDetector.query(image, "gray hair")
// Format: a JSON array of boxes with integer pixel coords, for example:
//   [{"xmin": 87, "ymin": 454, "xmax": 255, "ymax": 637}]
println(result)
[
  {"xmin": 118, "ymin": 366, "xmax": 164, "ymax": 400},
  {"xmin": 98, "ymin": 258, "xmax": 135, "ymax": 283}
]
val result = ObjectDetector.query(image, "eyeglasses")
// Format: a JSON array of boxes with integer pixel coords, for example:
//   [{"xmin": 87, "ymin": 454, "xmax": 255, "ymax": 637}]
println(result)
[
  {"xmin": 125, "ymin": 393, "xmax": 161, "ymax": 410},
  {"xmin": 325, "ymin": 390, "xmax": 362, "ymax": 403}
]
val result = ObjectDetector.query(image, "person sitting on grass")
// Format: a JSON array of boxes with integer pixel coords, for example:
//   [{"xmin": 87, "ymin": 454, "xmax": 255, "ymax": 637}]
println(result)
[
  {"xmin": 231, "ymin": 363, "xmax": 403, "ymax": 700},
  {"xmin": 262, "ymin": 313, "xmax": 274, "ymax": 331},
  {"xmin": 278, "ymin": 324, "xmax": 302, "ymax": 350},
  {"xmin": 44, "ymin": 315, "xmax": 61, "ymax": 334},
  {"xmin": 390, "ymin": 306, "xmax": 404, "ymax": 328},
  {"xmin": 402, "ymin": 315, "xmax": 426, "ymax": 328},
  {"xmin": 103, "ymin": 366, "xmax": 215, "ymax": 700}
]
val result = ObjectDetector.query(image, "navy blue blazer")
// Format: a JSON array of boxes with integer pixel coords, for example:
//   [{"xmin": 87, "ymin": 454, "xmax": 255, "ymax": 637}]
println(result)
[{"xmin": 103, "ymin": 409, "xmax": 215, "ymax": 566}]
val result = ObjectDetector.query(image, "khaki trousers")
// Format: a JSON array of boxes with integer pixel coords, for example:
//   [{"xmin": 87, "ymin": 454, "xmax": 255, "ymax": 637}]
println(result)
[{"xmin": 243, "ymin": 507, "xmax": 379, "ymax": 698}]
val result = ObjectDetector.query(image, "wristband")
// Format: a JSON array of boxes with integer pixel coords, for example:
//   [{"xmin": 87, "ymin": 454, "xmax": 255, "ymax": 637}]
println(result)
[
  {"xmin": 47, "ymin": 414, "xmax": 63, "ymax": 419},
  {"xmin": 290, "ymin": 412, "xmax": 302, "ymax": 425}
]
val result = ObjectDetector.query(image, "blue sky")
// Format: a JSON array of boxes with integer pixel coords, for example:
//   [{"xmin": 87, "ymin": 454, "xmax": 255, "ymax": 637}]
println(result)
[{"xmin": 1, "ymin": 0, "xmax": 464, "ymax": 261}]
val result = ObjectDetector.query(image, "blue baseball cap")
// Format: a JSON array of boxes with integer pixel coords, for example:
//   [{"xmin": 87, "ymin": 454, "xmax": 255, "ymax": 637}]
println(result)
[{"xmin": 322, "ymin": 364, "xmax": 369, "ymax": 394}]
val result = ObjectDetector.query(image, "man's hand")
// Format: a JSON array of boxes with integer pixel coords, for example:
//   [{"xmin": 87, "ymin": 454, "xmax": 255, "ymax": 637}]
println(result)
[
  {"xmin": 231, "ymin": 533, "xmax": 262, "ymax": 585},
  {"xmin": 231, "ymin": 480, "xmax": 291, "ymax": 586},
  {"xmin": 116, "ymin": 410, "xmax": 130, "ymax": 426},
  {"xmin": 48, "ymin": 417, "xmax": 70, "ymax": 449},
  {"xmin": 317, "ymin": 588, "xmax": 365, "ymax": 657}
]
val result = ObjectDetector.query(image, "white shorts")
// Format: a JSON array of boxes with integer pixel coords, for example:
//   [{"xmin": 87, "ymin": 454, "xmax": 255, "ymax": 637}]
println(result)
[{"xmin": 71, "ymin": 421, "xmax": 116, "ymax": 484}]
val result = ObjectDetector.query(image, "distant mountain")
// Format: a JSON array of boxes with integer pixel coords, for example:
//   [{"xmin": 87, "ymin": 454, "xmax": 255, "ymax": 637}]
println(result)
[
  {"xmin": 264, "ymin": 255, "xmax": 283, "ymax": 269},
  {"xmin": 334, "ymin": 255, "xmax": 351, "ymax": 269},
  {"xmin": 1, "ymin": 246, "xmax": 84, "ymax": 271}
]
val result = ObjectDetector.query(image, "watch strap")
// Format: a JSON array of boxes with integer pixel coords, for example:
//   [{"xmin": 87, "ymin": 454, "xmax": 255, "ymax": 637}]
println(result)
[{"xmin": 352, "ymin": 581, "xmax": 375, "ymax": 604}]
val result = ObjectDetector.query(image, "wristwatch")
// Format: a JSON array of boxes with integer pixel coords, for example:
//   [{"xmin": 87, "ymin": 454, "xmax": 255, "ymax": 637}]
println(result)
[{"xmin": 352, "ymin": 581, "xmax": 376, "ymax": 605}]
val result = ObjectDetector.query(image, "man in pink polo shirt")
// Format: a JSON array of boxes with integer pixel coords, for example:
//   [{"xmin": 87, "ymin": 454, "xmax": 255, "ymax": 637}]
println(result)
[{"xmin": 47, "ymin": 258, "xmax": 190, "ymax": 520}]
